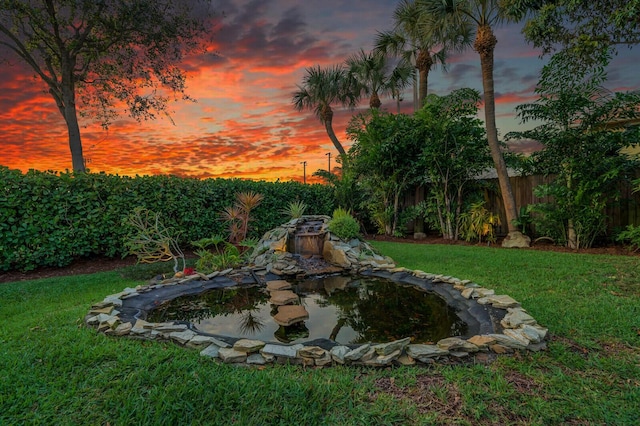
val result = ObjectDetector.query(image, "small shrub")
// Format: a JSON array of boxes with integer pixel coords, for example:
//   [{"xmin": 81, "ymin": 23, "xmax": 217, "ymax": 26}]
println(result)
[
  {"xmin": 281, "ymin": 200, "xmax": 307, "ymax": 219},
  {"xmin": 123, "ymin": 207, "xmax": 185, "ymax": 273},
  {"xmin": 328, "ymin": 208, "xmax": 360, "ymax": 240},
  {"xmin": 616, "ymin": 225, "xmax": 640, "ymax": 252},
  {"xmin": 459, "ymin": 201, "xmax": 501, "ymax": 244}
]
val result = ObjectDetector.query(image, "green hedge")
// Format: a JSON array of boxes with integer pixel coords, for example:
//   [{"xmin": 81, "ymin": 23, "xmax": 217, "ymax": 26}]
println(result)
[{"xmin": 0, "ymin": 167, "xmax": 335, "ymax": 271}]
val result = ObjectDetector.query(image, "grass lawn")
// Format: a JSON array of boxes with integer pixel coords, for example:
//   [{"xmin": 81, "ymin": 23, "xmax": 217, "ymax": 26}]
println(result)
[{"xmin": 1, "ymin": 242, "xmax": 639, "ymax": 425}]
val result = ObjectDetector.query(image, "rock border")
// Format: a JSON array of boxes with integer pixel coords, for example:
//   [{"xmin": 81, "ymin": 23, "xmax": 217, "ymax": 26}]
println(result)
[{"xmin": 85, "ymin": 266, "xmax": 548, "ymax": 368}]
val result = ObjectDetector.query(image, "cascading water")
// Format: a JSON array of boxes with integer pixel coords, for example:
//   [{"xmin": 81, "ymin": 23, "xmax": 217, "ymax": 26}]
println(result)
[{"xmin": 291, "ymin": 220, "xmax": 325, "ymax": 257}]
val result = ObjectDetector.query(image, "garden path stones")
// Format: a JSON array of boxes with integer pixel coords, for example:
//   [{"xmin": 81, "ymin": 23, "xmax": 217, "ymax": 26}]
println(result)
[
  {"xmin": 272, "ymin": 305, "xmax": 309, "ymax": 326},
  {"xmin": 268, "ymin": 290, "xmax": 299, "ymax": 305},
  {"xmin": 266, "ymin": 280, "xmax": 292, "ymax": 291}
]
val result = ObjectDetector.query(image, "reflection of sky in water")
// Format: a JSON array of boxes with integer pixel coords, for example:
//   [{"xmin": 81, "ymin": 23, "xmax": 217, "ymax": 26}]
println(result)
[{"xmin": 194, "ymin": 294, "xmax": 359, "ymax": 344}]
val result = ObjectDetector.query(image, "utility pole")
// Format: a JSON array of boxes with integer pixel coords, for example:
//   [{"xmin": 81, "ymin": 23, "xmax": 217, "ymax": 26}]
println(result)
[
  {"xmin": 325, "ymin": 152, "xmax": 331, "ymax": 173},
  {"xmin": 301, "ymin": 161, "xmax": 307, "ymax": 184}
]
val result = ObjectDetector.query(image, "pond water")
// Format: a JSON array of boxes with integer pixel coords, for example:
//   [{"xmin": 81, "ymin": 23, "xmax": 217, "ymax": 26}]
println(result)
[{"xmin": 148, "ymin": 275, "xmax": 468, "ymax": 345}]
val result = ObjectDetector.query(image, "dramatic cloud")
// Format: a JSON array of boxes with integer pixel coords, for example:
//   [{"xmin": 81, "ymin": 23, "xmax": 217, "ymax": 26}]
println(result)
[{"xmin": 1, "ymin": 1, "xmax": 638, "ymax": 181}]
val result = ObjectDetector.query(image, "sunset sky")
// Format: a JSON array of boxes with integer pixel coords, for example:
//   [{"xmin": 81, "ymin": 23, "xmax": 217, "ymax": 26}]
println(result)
[{"xmin": 1, "ymin": 0, "xmax": 639, "ymax": 182}]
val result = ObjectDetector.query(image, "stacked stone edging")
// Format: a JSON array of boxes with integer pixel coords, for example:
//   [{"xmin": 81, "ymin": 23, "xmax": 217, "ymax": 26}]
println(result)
[{"xmin": 85, "ymin": 266, "xmax": 548, "ymax": 368}]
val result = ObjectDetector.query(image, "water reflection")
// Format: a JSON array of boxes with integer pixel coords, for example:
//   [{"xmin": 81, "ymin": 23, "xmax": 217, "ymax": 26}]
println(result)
[{"xmin": 148, "ymin": 276, "xmax": 467, "ymax": 344}]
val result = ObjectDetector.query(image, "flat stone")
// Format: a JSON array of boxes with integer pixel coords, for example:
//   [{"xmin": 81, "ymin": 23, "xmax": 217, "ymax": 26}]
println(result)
[
  {"xmin": 488, "ymin": 334, "xmax": 528, "ymax": 350},
  {"xmin": 218, "ymin": 347, "xmax": 247, "ymax": 363},
  {"xmin": 475, "ymin": 288, "xmax": 495, "ymax": 298},
  {"xmin": 461, "ymin": 288, "xmax": 475, "ymax": 299},
  {"xmin": 120, "ymin": 292, "xmax": 140, "ymax": 300},
  {"xmin": 357, "ymin": 348, "xmax": 378, "ymax": 363},
  {"xmin": 247, "ymin": 353, "xmax": 268, "ymax": 365},
  {"xmin": 273, "ymin": 305, "xmax": 309, "ymax": 326},
  {"xmin": 169, "ymin": 330, "xmax": 197, "ymax": 345},
  {"xmin": 396, "ymin": 354, "xmax": 416, "ymax": 366},
  {"xmin": 131, "ymin": 319, "xmax": 152, "ymax": 335},
  {"xmin": 85, "ymin": 315, "xmax": 100, "ymax": 326},
  {"xmin": 89, "ymin": 306, "xmax": 114, "ymax": 315},
  {"xmin": 268, "ymin": 290, "xmax": 299, "ymax": 305},
  {"xmin": 112, "ymin": 322, "xmax": 132, "ymax": 336},
  {"xmin": 375, "ymin": 349, "xmax": 402, "ymax": 365},
  {"xmin": 437, "ymin": 337, "xmax": 479, "ymax": 353},
  {"xmin": 330, "ymin": 345, "xmax": 350, "ymax": 364},
  {"xmin": 521, "ymin": 324, "xmax": 548, "ymax": 342},
  {"xmin": 200, "ymin": 344, "xmax": 221, "ymax": 358},
  {"xmin": 477, "ymin": 295, "xmax": 520, "ymax": 309},
  {"xmin": 153, "ymin": 323, "xmax": 188, "ymax": 332},
  {"xmin": 103, "ymin": 296, "xmax": 123, "ymax": 307},
  {"xmin": 467, "ymin": 335, "xmax": 497, "ymax": 349},
  {"xmin": 186, "ymin": 335, "xmax": 226, "ymax": 348},
  {"xmin": 234, "ymin": 339, "xmax": 266, "ymax": 353},
  {"xmin": 406, "ymin": 344, "xmax": 449, "ymax": 359},
  {"xmin": 315, "ymin": 352, "xmax": 333, "ymax": 366},
  {"xmin": 501, "ymin": 308, "xmax": 537, "ymax": 328},
  {"xmin": 298, "ymin": 346, "xmax": 327, "ymax": 359},
  {"xmin": 503, "ymin": 329, "xmax": 531, "ymax": 346},
  {"xmin": 344, "ymin": 344, "xmax": 371, "ymax": 361},
  {"xmin": 261, "ymin": 343, "xmax": 304, "ymax": 359},
  {"xmin": 527, "ymin": 341, "xmax": 548, "ymax": 352},
  {"xmin": 490, "ymin": 344, "xmax": 512, "ymax": 354},
  {"xmin": 373, "ymin": 337, "xmax": 411, "ymax": 356},
  {"xmin": 266, "ymin": 280, "xmax": 292, "ymax": 291}
]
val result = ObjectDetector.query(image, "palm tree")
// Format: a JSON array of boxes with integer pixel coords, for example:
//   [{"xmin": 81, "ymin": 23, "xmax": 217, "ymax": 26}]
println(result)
[
  {"xmin": 375, "ymin": 0, "xmax": 470, "ymax": 110},
  {"xmin": 292, "ymin": 65, "xmax": 359, "ymax": 156},
  {"xmin": 346, "ymin": 49, "xmax": 414, "ymax": 111},
  {"xmin": 346, "ymin": 49, "xmax": 387, "ymax": 109},
  {"xmin": 421, "ymin": 0, "xmax": 530, "ymax": 247},
  {"xmin": 386, "ymin": 61, "xmax": 415, "ymax": 113}
]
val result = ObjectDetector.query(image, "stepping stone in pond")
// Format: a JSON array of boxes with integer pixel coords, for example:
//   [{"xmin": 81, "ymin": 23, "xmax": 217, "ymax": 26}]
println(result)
[
  {"xmin": 266, "ymin": 280, "xmax": 292, "ymax": 292},
  {"xmin": 269, "ymin": 290, "xmax": 299, "ymax": 306},
  {"xmin": 273, "ymin": 305, "xmax": 309, "ymax": 326}
]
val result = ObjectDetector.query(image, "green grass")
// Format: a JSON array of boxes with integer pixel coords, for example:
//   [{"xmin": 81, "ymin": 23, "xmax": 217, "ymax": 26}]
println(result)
[{"xmin": 1, "ymin": 243, "xmax": 639, "ymax": 425}]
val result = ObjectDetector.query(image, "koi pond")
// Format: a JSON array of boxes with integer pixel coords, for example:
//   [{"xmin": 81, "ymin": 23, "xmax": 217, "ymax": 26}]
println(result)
[{"xmin": 148, "ymin": 275, "xmax": 468, "ymax": 345}]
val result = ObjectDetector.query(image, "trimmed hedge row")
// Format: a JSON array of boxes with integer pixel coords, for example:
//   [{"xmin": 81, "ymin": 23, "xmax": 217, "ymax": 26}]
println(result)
[{"xmin": 0, "ymin": 167, "xmax": 336, "ymax": 271}]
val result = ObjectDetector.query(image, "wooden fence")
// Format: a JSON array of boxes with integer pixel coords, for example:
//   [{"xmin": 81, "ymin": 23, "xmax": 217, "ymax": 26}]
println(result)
[{"xmin": 406, "ymin": 173, "xmax": 640, "ymax": 236}]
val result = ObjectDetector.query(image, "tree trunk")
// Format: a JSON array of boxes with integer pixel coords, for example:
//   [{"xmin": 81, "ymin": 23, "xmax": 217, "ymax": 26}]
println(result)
[
  {"xmin": 322, "ymin": 107, "xmax": 346, "ymax": 156},
  {"xmin": 57, "ymin": 59, "xmax": 85, "ymax": 172},
  {"xmin": 416, "ymin": 50, "xmax": 432, "ymax": 107},
  {"xmin": 475, "ymin": 25, "xmax": 529, "ymax": 248},
  {"xmin": 64, "ymin": 101, "xmax": 85, "ymax": 172}
]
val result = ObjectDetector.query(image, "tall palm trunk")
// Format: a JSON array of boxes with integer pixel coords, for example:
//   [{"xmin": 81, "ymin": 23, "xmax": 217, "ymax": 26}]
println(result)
[
  {"xmin": 416, "ymin": 49, "xmax": 433, "ymax": 107},
  {"xmin": 474, "ymin": 25, "xmax": 528, "ymax": 247},
  {"xmin": 321, "ymin": 106, "xmax": 347, "ymax": 156}
]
